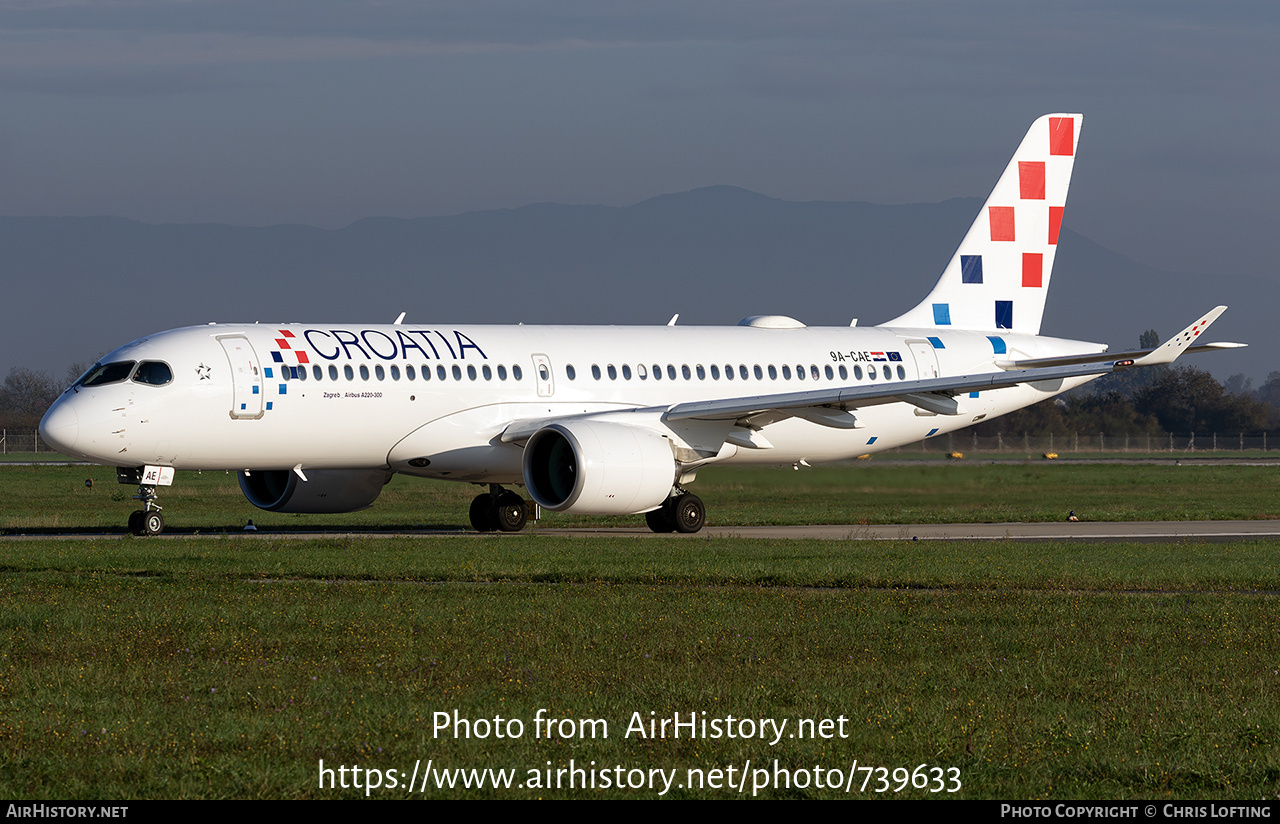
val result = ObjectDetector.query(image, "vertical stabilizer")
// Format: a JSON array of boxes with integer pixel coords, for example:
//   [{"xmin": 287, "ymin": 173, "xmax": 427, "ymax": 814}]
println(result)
[{"xmin": 881, "ymin": 113, "xmax": 1082, "ymax": 334}]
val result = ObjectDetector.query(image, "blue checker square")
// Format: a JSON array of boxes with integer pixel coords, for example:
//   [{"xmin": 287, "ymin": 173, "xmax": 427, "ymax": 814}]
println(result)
[
  {"xmin": 961, "ymin": 255, "xmax": 983, "ymax": 284},
  {"xmin": 995, "ymin": 301, "xmax": 1013, "ymax": 329},
  {"xmin": 932, "ymin": 304, "xmax": 951, "ymax": 325}
]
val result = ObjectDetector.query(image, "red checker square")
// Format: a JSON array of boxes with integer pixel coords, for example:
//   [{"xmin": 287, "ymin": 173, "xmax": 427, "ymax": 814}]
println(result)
[
  {"xmin": 989, "ymin": 206, "xmax": 1015, "ymax": 241},
  {"xmin": 275, "ymin": 338, "xmax": 291, "ymax": 349},
  {"xmin": 1049, "ymin": 206, "xmax": 1064, "ymax": 245},
  {"xmin": 296, "ymin": 351, "xmax": 310, "ymax": 364},
  {"xmin": 279, "ymin": 330, "xmax": 295, "ymax": 338},
  {"xmin": 1049, "ymin": 117, "xmax": 1074, "ymax": 156},
  {"xmin": 1022, "ymin": 253, "xmax": 1043, "ymax": 287},
  {"xmin": 1019, "ymin": 162, "xmax": 1045, "ymax": 199}
]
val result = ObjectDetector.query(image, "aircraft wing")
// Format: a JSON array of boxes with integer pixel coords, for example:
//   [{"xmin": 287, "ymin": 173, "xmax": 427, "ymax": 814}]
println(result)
[{"xmin": 664, "ymin": 307, "xmax": 1232, "ymax": 426}]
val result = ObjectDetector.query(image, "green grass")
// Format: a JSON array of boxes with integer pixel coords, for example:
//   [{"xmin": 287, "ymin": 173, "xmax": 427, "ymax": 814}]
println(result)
[
  {"xmin": 4, "ymin": 462, "xmax": 1280, "ymax": 534},
  {"xmin": 2, "ymin": 535, "xmax": 1279, "ymax": 799}
]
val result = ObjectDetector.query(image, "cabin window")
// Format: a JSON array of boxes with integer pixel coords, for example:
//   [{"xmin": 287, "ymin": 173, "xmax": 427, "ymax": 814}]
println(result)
[
  {"xmin": 607, "ymin": 365, "xmax": 617, "ymax": 380},
  {"xmin": 652, "ymin": 364, "xmax": 662, "ymax": 381},
  {"xmin": 695, "ymin": 365, "xmax": 705, "ymax": 380},
  {"xmin": 565, "ymin": 365, "xmax": 575, "ymax": 381},
  {"xmin": 390, "ymin": 365, "xmax": 400, "ymax": 380},
  {"xmin": 343, "ymin": 365, "xmax": 354, "ymax": 381},
  {"xmin": 854, "ymin": 365, "xmax": 863, "ymax": 381},
  {"xmin": 330, "ymin": 365, "xmax": 340, "ymax": 381},
  {"xmin": 867, "ymin": 366, "xmax": 876, "ymax": 381},
  {"xmin": 839, "ymin": 365, "xmax": 848, "ymax": 380},
  {"xmin": 882, "ymin": 365, "xmax": 891, "ymax": 380},
  {"xmin": 437, "ymin": 365, "xmax": 447, "ymax": 380},
  {"xmin": 512, "ymin": 365, "xmax": 523, "ymax": 381},
  {"xmin": 753, "ymin": 365, "xmax": 763, "ymax": 380},
  {"xmin": 482, "ymin": 365, "xmax": 492, "ymax": 380},
  {"xmin": 638, "ymin": 364, "xmax": 648, "ymax": 380},
  {"xmin": 681, "ymin": 364, "xmax": 691, "ymax": 380},
  {"xmin": 375, "ymin": 365, "xmax": 385, "ymax": 381},
  {"xmin": 897, "ymin": 365, "xmax": 906, "ymax": 380},
  {"xmin": 405, "ymin": 365, "xmax": 415, "ymax": 380},
  {"xmin": 498, "ymin": 365, "xmax": 508, "ymax": 380},
  {"xmin": 767, "ymin": 365, "xmax": 777, "ymax": 380},
  {"xmin": 592, "ymin": 364, "xmax": 601, "ymax": 380},
  {"xmin": 796, "ymin": 365, "xmax": 805, "ymax": 381},
  {"xmin": 710, "ymin": 365, "xmax": 720, "ymax": 380},
  {"xmin": 465, "ymin": 365, "xmax": 475, "ymax": 381},
  {"xmin": 622, "ymin": 364, "xmax": 632, "ymax": 380},
  {"xmin": 667, "ymin": 365, "xmax": 677, "ymax": 380},
  {"xmin": 724, "ymin": 365, "xmax": 734, "ymax": 380},
  {"xmin": 825, "ymin": 365, "xmax": 834, "ymax": 380},
  {"xmin": 782, "ymin": 365, "xmax": 791, "ymax": 380},
  {"xmin": 358, "ymin": 365, "xmax": 369, "ymax": 381}
]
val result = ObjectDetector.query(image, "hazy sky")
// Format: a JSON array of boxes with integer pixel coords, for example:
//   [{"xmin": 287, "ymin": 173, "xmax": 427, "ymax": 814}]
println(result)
[{"xmin": 1, "ymin": 1, "xmax": 1277, "ymax": 279}]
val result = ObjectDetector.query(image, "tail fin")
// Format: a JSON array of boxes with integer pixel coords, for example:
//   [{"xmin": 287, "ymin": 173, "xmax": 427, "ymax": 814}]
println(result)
[{"xmin": 882, "ymin": 113, "xmax": 1082, "ymax": 334}]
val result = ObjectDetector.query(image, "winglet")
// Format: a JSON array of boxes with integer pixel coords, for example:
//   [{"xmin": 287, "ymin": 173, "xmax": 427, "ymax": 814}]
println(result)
[{"xmin": 1131, "ymin": 306, "xmax": 1227, "ymax": 367}]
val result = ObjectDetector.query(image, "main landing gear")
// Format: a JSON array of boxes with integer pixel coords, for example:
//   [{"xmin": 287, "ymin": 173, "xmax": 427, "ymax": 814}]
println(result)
[
  {"xmin": 469, "ymin": 485, "xmax": 530, "ymax": 533},
  {"xmin": 645, "ymin": 491, "xmax": 705, "ymax": 534}
]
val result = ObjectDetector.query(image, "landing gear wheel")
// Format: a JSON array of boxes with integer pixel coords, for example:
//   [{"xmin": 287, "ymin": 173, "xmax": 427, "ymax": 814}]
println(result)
[
  {"xmin": 645, "ymin": 506, "xmax": 676, "ymax": 533},
  {"xmin": 494, "ymin": 491, "xmax": 528, "ymax": 532},
  {"xmin": 141, "ymin": 510, "xmax": 165, "ymax": 536},
  {"xmin": 671, "ymin": 493, "xmax": 705, "ymax": 534},
  {"xmin": 469, "ymin": 494, "xmax": 498, "ymax": 532},
  {"xmin": 128, "ymin": 510, "xmax": 144, "ymax": 535}
]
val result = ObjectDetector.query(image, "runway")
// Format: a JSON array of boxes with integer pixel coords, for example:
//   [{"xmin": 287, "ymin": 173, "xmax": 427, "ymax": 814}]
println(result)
[{"xmin": 7, "ymin": 519, "xmax": 1280, "ymax": 542}]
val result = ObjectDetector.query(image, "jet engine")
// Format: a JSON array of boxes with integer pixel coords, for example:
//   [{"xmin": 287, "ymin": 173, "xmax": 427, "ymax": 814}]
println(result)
[
  {"xmin": 238, "ymin": 469, "xmax": 392, "ymax": 513},
  {"xmin": 522, "ymin": 420, "xmax": 677, "ymax": 515}
]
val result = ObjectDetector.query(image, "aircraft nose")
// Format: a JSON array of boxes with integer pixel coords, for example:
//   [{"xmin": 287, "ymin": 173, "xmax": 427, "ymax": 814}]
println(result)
[{"xmin": 39, "ymin": 399, "xmax": 79, "ymax": 455}]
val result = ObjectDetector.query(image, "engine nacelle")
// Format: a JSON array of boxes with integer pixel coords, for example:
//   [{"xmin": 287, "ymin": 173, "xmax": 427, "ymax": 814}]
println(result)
[
  {"xmin": 522, "ymin": 420, "xmax": 677, "ymax": 515},
  {"xmin": 238, "ymin": 469, "xmax": 392, "ymax": 513}
]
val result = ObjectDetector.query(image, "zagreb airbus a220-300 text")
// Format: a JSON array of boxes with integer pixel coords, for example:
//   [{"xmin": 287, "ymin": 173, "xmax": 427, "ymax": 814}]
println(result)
[{"xmin": 40, "ymin": 114, "xmax": 1241, "ymax": 535}]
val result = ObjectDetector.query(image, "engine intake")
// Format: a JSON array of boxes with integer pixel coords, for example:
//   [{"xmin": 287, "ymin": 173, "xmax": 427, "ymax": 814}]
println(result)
[
  {"xmin": 523, "ymin": 421, "xmax": 677, "ymax": 515},
  {"xmin": 238, "ymin": 469, "xmax": 392, "ymax": 513}
]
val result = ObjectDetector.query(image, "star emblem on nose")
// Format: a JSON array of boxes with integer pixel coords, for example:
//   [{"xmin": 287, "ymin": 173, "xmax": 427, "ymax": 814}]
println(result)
[{"xmin": 196, "ymin": 363, "xmax": 212, "ymax": 380}]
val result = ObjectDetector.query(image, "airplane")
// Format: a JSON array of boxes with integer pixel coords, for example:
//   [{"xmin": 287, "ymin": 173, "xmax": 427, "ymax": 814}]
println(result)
[{"xmin": 38, "ymin": 113, "xmax": 1243, "ymax": 536}]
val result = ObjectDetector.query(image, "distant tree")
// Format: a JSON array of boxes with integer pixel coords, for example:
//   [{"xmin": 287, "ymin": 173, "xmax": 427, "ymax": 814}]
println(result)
[
  {"xmin": 1224, "ymin": 373, "xmax": 1253, "ymax": 397},
  {"xmin": 0, "ymin": 368, "xmax": 60, "ymax": 426},
  {"xmin": 1134, "ymin": 366, "xmax": 1268, "ymax": 433},
  {"xmin": 1085, "ymin": 329, "xmax": 1167, "ymax": 400}
]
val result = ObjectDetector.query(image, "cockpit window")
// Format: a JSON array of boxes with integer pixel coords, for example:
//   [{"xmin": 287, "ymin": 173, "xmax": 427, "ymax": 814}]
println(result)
[
  {"xmin": 76, "ymin": 361, "xmax": 136, "ymax": 388},
  {"xmin": 132, "ymin": 361, "xmax": 173, "ymax": 386}
]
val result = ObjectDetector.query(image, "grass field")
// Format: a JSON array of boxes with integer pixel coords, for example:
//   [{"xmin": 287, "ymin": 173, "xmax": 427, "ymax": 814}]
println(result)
[
  {"xmin": 2, "ymin": 464, "xmax": 1279, "ymax": 799},
  {"xmin": 3, "ymin": 461, "xmax": 1280, "ymax": 533}
]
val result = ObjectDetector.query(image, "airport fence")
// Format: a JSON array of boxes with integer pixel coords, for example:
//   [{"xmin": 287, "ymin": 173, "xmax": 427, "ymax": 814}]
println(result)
[
  {"xmin": 893, "ymin": 431, "xmax": 1279, "ymax": 456},
  {"xmin": 0, "ymin": 428, "xmax": 49, "ymax": 455}
]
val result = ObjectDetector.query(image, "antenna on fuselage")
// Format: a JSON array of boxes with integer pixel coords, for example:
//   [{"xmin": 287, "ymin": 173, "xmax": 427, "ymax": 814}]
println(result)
[
  {"xmin": 667, "ymin": 314, "xmax": 679, "ymax": 326},
  {"xmin": 393, "ymin": 312, "xmax": 406, "ymax": 325}
]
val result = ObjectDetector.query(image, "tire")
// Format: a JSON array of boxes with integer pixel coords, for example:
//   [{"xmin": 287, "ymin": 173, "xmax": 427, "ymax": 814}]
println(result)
[
  {"xmin": 671, "ymin": 494, "xmax": 705, "ymax": 534},
  {"xmin": 128, "ymin": 510, "xmax": 144, "ymax": 535},
  {"xmin": 494, "ymin": 492, "xmax": 528, "ymax": 532},
  {"xmin": 141, "ymin": 511, "xmax": 165, "ymax": 536},
  {"xmin": 645, "ymin": 504, "xmax": 676, "ymax": 533},
  {"xmin": 469, "ymin": 494, "xmax": 497, "ymax": 532}
]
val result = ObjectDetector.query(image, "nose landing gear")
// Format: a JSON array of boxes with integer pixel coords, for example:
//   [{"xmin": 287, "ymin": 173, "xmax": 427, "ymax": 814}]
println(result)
[{"xmin": 118, "ymin": 466, "xmax": 169, "ymax": 536}]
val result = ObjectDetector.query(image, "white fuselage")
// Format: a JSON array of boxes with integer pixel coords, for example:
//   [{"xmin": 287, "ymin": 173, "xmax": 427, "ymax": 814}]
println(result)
[{"xmin": 41, "ymin": 320, "xmax": 1101, "ymax": 483}]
